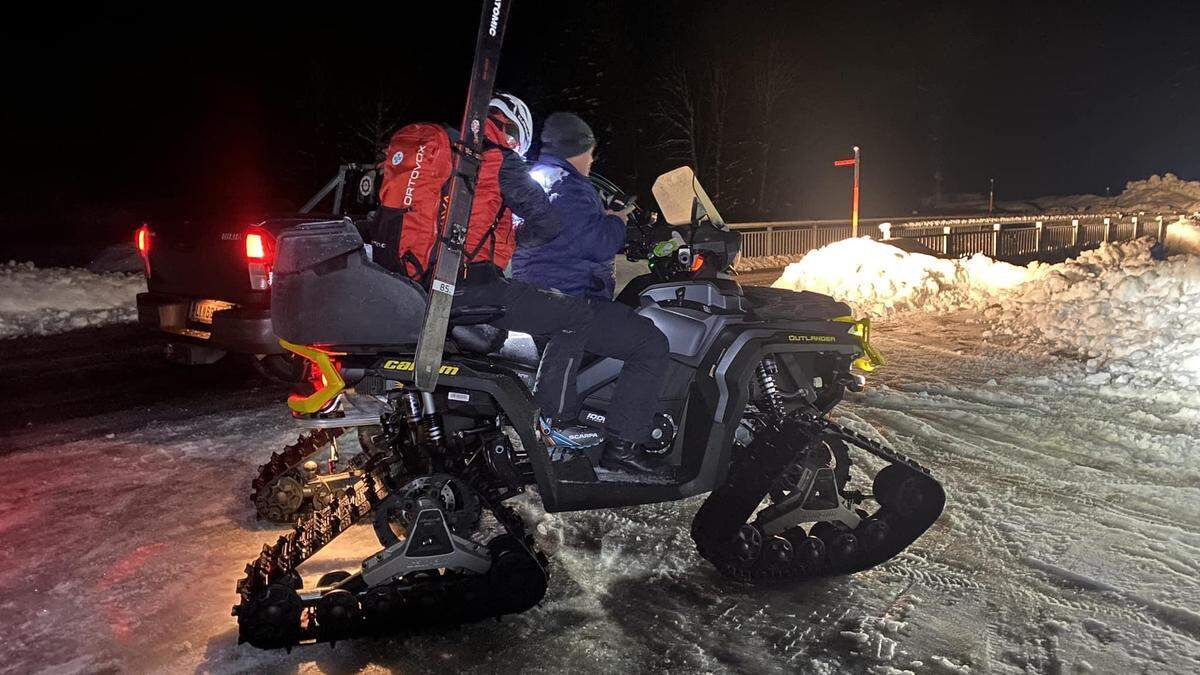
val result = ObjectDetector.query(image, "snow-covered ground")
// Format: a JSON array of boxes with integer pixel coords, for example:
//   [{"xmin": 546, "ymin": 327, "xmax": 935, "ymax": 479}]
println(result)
[
  {"xmin": 0, "ymin": 261, "xmax": 145, "ymax": 339},
  {"xmin": 2, "ymin": 316, "xmax": 1197, "ymax": 674},
  {"xmin": 3, "ymin": 240, "xmax": 1200, "ymax": 672}
]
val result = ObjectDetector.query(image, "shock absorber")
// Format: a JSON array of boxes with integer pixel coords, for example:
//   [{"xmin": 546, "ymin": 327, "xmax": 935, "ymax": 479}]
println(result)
[
  {"xmin": 399, "ymin": 389, "xmax": 422, "ymax": 425},
  {"xmin": 395, "ymin": 389, "xmax": 424, "ymax": 448},
  {"xmin": 756, "ymin": 357, "xmax": 787, "ymax": 417},
  {"xmin": 420, "ymin": 391, "xmax": 444, "ymax": 446}
]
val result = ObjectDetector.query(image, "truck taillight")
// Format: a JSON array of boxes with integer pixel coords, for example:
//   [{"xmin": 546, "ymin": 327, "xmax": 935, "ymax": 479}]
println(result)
[
  {"xmin": 245, "ymin": 233, "xmax": 267, "ymax": 259},
  {"xmin": 244, "ymin": 227, "xmax": 274, "ymax": 290},
  {"xmin": 135, "ymin": 224, "xmax": 152, "ymax": 277}
]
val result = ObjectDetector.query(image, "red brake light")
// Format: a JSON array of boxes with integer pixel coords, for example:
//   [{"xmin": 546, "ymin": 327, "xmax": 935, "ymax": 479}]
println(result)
[
  {"xmin": 135, "ymin": 224, "xmax": 152, "ymax": 277},
  {"xmin": 244, "ymin": 227, "xmax": 274, "ymax": 290},
  {"xmin": 245, "ymin": 233, "xmax": 267, "ymax": 260}
]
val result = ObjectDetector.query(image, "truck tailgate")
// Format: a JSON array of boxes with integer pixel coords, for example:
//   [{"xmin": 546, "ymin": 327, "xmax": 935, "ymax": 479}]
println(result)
[{"xmin": 146, "ymin": 221, "xmax": 268, "ymax": 305}]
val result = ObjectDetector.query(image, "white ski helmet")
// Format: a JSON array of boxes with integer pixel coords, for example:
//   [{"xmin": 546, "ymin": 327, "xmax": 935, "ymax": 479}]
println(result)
[{"xmin": 489, "ymin": 92, "xmax": 533, "ymax": 157}]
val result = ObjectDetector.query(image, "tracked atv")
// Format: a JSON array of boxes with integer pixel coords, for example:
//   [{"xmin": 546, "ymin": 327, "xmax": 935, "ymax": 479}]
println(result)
[{"xmin": 233, "ymin": 166, "xmax": 945, "ymax": 649}]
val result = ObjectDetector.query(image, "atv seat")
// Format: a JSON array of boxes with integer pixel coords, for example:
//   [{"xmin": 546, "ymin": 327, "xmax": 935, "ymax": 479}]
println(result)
[
  {"xmin": 450, "ymin": 321, "xmax": 507, "ymax": 354},
  {"xmin": 271, "ymin": 219, "xmax": 508, "ymax": 354}
]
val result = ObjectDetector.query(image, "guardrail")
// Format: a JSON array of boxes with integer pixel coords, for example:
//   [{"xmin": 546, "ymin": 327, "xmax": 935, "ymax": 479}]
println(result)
[{"xmin": 730, "ymin": 213, "xmax": 1186, "ymax": 261}]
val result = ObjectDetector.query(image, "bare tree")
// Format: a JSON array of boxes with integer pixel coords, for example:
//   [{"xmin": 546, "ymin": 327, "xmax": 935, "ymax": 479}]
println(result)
[
  {"xmin": 705, "ymin": 64, "xmax": 730, "ymax": 199},
  {"xmin": 344, "ymin": 88, "xmax": 406, "ymax": 163},
  {"xmin": 653, "ymin": 58, "xmax": 740, "ymax": 202},
  {"xmin": 750, "ymin": 42, "xmax": 796, "ymax": 214},
  {"xmin": 652, "ymin": 59, "xmax": 700, "ymax": 173}
]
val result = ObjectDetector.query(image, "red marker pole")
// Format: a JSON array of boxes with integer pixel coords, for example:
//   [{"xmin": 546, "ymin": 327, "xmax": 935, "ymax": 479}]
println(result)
[
  {"xmin": 833, "ymin": 147, "xmax": 861, "ymax": 237},
  {"xmin": 851, "ymin": 146, "xmax": 861, "ymax": 237}
]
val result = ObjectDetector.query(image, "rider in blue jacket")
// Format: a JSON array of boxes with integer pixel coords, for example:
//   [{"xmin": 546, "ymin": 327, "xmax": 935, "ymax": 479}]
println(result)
[
  {"xmin": 510, "ymin": 113, "xmax": 671, "ymax": 477},
  {"xmin": 511, "ymin": 112, "xmax": 633, "ymax": 300}
]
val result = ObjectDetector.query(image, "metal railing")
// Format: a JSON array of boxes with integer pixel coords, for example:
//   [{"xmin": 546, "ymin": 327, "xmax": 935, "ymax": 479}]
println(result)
[{"xmin": 731, "ymin": 213, "xmax": 1186, "ymax": 262}]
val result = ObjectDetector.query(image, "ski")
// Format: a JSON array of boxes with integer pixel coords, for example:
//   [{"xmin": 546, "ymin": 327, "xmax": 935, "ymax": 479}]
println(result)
[{"xmin": 413, "ymin": 0, "xmax": 513, "ymax": 391}]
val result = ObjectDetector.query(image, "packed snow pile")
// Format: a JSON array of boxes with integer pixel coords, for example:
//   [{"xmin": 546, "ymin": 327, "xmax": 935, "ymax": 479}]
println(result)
[
  {"xmin": 771, "ymin": 237, "xmax": 1044, "ymax": 316},
  {"xmin": 985, "ymin": 239, "xmax": 1200, "ymax": 391},
  {"xmin": 1028, "ymin": 173, "xmax": 1200, "ymax": 215},
  {"xmin": 775, "ymin": 237, "xmax": 1200, "ymax": 392},
  {"xmin": 927, "ymin": 173, "xmax": 1200, "ymax": 216},
  {"xmin": 0, "ymin": 261, "xmax": 145, "ymax": 339},
  {"xmin": 733, "ymin": 253, "xmax": 806, "ymax": 272},
  {"xmin": 1164, "ymin": 218, "xmax": 1200, "ymax": 255}
]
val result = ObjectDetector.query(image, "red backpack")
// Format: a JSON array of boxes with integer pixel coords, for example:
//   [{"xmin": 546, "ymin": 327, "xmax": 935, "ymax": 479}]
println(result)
[{"xmin": 374, "ymin": 119, "xmax": 515, "ymax": 282}]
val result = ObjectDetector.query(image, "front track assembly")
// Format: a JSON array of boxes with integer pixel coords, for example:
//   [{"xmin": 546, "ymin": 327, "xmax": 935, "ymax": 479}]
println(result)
[{"xmin": 692, "ymin": 413, "xmax": 944, "ymax": 583}]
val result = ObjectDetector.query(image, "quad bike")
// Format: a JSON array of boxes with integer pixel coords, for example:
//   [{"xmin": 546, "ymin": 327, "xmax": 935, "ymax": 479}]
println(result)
[{"xmin": 234, "ymin": 167, "xmax": 945, "ymax": 649}]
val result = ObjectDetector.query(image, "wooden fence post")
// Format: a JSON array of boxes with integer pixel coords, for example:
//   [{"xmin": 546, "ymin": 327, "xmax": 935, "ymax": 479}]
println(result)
[
  {"xmin": 992, "ymin": 223, "xmax": 1002, "ymax": 257},
  {"xmin": 943, "ymin": 226, "xmax": 952, "ymax": 255},
  {"xmin": 1035, "ymin": 221, "xmax": 1044, "ymax": 252},
  {"xmin": 1071, "ymin": 219, "xmax": 1080, "ymax": 247},
  {"xmin": 764, "ymin": 225, "xmax": 774, "ymax": 256},
  {"xmin": 1131, "ymin": 216, "xmax": 1139, "ymax": 239},
  {"xmin": 879, "ymin": 222, "xmax": 892, "ymax": 241},
  {"xmin": 1103, "ymin": 217, "xmax": 1111, "ymax": 243},
  {"xmin": 1157, "ymin": 216, "xmax": 1166, "ymax": 241}
]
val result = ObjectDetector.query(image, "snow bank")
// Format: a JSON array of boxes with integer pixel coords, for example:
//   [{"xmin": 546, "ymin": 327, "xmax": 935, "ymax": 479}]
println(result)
[
  {"xmin": 1030, "ymin": 173, "xmax": 1200, "ymax": 216},
  {"xmin": 771, "ymin": 237, "xmax": 1044, "ymax": 317},
  {"xmin": 87, "ymin": 243, "xmax": 143, "ymax": 273},
  {"xmin": 0, "ymin": 261, "xmax": 146, "ymax": 339},
  {"xmin": 734, "ymin": 253, "xmax": 806, "ymax": 272},
  {"xmin": 985, "ymin": 240, "xmax": 1200, "ymax": 391},
  {"xmin": 930, "ymin": 173, "xmax": 1200, "ymax": 216},
  {"xmin": 1164, "ymin": 219, "xmax": 1200, "ymax": 255},
  {"xmin": 775, "ymin": 237, "xmax": 1200, "ymax": 393}
]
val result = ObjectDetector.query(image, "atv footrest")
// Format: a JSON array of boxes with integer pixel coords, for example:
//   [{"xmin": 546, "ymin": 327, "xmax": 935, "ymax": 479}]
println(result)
[{"xmin": 294, "ymin": 394, "xmax": 388, "ymax": 429}]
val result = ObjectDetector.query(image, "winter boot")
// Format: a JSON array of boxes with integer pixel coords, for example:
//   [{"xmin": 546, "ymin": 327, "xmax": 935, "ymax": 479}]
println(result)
[
  {"xmin": 539, "ymin": 416, "xmax": 604, "ymax": 450},
  {"xmin": 599, "ymin": 436, "xmax": 677, "ymax": 479}
]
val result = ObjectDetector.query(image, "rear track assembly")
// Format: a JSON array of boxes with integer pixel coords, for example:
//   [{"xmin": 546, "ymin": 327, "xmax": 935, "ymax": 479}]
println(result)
[{"xmin": 234, "ymin": 469, "xmax": 547, "ymax": 649}]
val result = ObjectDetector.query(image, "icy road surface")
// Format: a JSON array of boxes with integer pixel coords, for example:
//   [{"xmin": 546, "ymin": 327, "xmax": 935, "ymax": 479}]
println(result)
[{"xmin": 2, "ymin": 317, "xmax": 1198, "ymax": 674}]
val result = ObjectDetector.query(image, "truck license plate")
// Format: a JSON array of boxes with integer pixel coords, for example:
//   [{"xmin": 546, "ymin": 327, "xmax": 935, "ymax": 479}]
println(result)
[{"xmin": 189, "ymin": 299, "xmax": 234, "ymax": 325}]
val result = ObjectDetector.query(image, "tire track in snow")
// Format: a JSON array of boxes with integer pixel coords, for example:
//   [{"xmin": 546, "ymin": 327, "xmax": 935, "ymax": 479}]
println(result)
[{"xmin": 850, "ymin": 321, "xmax": 1200, "ymax": 668}]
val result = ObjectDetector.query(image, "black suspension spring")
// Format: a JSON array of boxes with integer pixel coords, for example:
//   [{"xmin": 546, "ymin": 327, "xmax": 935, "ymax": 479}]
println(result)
[
  {"xmin": 756, "ymin": 357, "xmax": 787, "ymax": 417},
  {"xmin": 420, "ymin": 392, "xmax": 444, "ymax": 446}
]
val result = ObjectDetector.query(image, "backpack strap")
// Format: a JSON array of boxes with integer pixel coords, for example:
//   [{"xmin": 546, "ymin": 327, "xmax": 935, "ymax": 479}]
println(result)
[
  {"xmin": 466, "ymin": 201, "xmax": 507, "ymax": 263},
  {"xmin": 401, "ymin": 250, "xmax": 427, "ymax": 283}
]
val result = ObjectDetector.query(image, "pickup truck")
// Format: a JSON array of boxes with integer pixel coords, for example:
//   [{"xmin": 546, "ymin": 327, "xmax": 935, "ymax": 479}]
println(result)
[{"xmin": 134, "ymin": 164, "xmax": 381, "ymax": 380}]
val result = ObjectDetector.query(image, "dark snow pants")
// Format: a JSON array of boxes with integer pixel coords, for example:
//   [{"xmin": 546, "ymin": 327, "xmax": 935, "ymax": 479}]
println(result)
[{"xmin": 454, "ymin": 266, "xmax": 669, "ymax": 443}]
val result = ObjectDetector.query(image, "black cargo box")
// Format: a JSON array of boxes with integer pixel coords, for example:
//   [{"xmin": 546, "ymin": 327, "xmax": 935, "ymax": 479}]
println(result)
[{"xmin": 271, "ymin": 219, "xmax": 427, "ymax": 346}]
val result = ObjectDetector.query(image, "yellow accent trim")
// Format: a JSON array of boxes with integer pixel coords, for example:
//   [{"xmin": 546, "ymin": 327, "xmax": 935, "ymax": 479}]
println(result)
[
  {"xmin": 280, "ymin": 339, "xmax": 346, "ymax": 414},
  {"xmin": 833, "ymin": 316, "xmax": 885, "ymax": 372},
  {"xmin": 381, "ymin": 359, "xmax": 460, "ymax": 376}
]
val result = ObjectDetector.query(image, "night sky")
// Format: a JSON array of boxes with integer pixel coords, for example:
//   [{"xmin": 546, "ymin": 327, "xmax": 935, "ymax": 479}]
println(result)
[{"xmin": 2, "ymin": 1, "xmax": 1198, "ymax": 261}]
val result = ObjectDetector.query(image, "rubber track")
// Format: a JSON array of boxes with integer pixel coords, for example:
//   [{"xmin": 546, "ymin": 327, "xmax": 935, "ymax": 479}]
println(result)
[
  {"xmin": 691, "ymin": 413, "xmax": 945, "ymax": 583},
  {"xmin": 250, "ymin": 428, "xmax": 345, "ymax": 522},
  {"xmin": 233, "ymin": 469, "xmax": 547, "ymax": 649}
]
